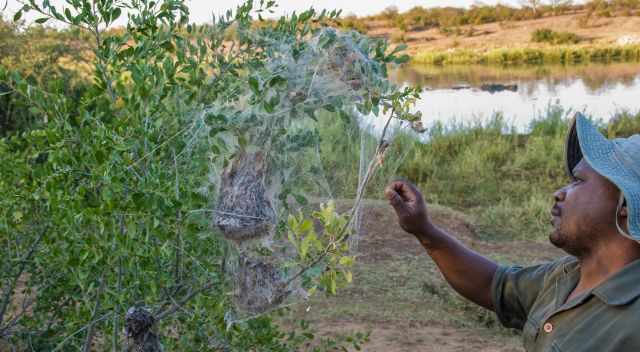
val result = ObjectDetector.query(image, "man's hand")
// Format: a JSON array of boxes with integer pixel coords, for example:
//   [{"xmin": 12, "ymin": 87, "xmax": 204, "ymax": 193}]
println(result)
[
  {"xmin": 384, "ymin": 180, "xmax": 433, "ymax": 237},
  {"xmin": 384, "ymin": 180, "xmax": 498, "ymax": 311}
]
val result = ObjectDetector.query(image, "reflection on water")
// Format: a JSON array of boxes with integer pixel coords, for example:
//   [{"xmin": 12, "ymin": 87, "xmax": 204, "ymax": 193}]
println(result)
[{"xmin": 388, "ymin": 63, "xmax": 640, "ymax": 131}]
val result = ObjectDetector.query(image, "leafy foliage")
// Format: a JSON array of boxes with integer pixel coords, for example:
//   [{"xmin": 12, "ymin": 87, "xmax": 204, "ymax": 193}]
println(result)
[
  {"xmin": 0, "ymin": 0, "xmax": 417, "ymax": 349},
  {"xmin": 531, "ymin": 28, "xmax": 581, "ymax": 45},
  {"xmin": 287, "ymin": 202, "xmax": 355, "ymax": 296}
]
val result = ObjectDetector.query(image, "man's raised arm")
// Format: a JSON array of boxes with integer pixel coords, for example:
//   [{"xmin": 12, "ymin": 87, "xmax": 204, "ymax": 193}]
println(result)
[{"xmin": 385, "ymin": 180, "xmax": 498, "ymax": 310}]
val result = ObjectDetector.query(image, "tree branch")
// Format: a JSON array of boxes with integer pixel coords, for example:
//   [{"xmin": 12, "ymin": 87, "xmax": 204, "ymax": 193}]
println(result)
[
  {"xmin": 277, "ymin": 106, "xmax": 397, "ymax": 296},
  {"xmin": 52, "ymin": 313, "xmax": 113, "ymax": 352},
  {"xmin": 81, "ymin": 277, "xmax": 105, "ymax": 352},
  {"xmin": 0, "ymin": 227, "xmax": 46, "ymax": 329},
  {"xmin": 155, "ymin": 281, "xmax": 215, "ymax": 321}
]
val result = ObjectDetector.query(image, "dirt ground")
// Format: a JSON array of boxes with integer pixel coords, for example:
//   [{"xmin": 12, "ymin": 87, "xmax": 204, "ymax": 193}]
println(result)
[
  {"xmin": 284, "ymin": 199, "xmax": 563, "ymax": 352},
  {"xmin": 365, "ymin": 13, "xmax": 640, "ymax": 55}
]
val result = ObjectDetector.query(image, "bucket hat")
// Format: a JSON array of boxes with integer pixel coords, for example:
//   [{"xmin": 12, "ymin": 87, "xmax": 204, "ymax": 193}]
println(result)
[{"xmin": 565, "ymin": 112, "xmax": 640, "ymax": 240}]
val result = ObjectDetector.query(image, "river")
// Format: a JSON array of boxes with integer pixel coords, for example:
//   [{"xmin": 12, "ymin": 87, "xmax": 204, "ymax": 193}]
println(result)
[{"xmin": 387, "ymin": 62, "xmax": 640, "ymax": 132}]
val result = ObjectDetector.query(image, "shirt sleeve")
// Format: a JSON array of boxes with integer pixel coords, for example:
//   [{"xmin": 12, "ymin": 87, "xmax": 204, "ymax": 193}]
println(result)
[{"xmin": 491, "ymin": 261, "xmax": 560, "ymax": 330}]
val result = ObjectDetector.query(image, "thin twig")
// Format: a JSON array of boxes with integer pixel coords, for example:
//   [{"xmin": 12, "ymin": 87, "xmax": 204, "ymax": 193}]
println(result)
[
  {"xmin": 0, "ymin": 296, "xmax": 35, "ymax": 338},
  {"xmin": 0, "ymin": 227, "xmax": 46, "ymax": 328},
  {"xmin": 113, "ymin": 217, "xmax": 125, "ymax": 352},
  {"xmin": 225, "ymin": 301, "xmax": 297, "ymax": 329},
  {"xmin": 91, "ymin": 0, "xmax": 116, "ymax": 103},
  {"xmin": 279, "ymin": 107, "xmax": 396, "ymax": 292},
  {"xmin": 81, "ymin": 277, "xmax": 105, "ymax": 352},
  {"xmin": 51, "ymin": 313, "xmax": 113, "ymax": 352},
  {"xmin": 190, "ymin": 209, "xmax": 271, "ymax": 221},
  {"xmin": 126, "ymin": 124, "xmax": 194, "ymax": 171},
  {"xmin": 155, "ymin": 281, "xmax": 215, "ymax": 321}
]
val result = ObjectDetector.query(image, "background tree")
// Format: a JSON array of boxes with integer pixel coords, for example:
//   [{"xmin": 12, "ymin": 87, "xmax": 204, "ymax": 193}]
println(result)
[
  {"xmin": 520, "ymin": 0, "xmax": 544, "ymax": 17},
  {"xmin": 550, "ymin": 0, "xmax": 573, "ymax": 15}
]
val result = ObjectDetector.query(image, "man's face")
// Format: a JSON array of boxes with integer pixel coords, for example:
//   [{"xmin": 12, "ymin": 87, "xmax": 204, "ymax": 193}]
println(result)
[{"xmin": 550, "ymin": 159, "xmax": 621, "ymax": 256}]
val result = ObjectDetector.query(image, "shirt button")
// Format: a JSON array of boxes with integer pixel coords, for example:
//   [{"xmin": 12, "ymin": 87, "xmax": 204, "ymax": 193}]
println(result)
[{"xmin": 543, "ymin": 322, "xmax": 553, "ymax": 333}]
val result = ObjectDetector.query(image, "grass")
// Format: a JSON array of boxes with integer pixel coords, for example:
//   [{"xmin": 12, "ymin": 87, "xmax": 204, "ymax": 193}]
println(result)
[
  {"xmin": 412, "ymin": 45, "xmax": 640, "ymax": 65},
  {"xmin": 280, "ymin": 199, "xmax": 557, "ymax": 350},
  {"xmin": 281, "ymin": 106, "xmax": 640, "ymax": 350},
  {"xmin": 316, "ymin": 105, "xmax": 640, "ymax": 242}
]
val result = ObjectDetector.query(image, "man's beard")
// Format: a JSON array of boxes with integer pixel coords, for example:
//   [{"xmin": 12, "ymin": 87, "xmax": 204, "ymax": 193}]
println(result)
[{"xmin": 549, "ymin": 227, "xmax": 590, "ymax": 258}]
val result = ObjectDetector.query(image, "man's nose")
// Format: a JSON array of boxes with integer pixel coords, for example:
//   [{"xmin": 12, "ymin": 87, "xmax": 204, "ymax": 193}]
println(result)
[{"xmin": 553, "ymin": 187, "xmax": 567, "ymax": 202}]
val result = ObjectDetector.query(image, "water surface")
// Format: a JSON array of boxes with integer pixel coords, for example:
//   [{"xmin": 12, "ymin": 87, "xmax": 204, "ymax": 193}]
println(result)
[{"xmin": 388, "ymin": 63, "xmax": 640, "ymax": 131}]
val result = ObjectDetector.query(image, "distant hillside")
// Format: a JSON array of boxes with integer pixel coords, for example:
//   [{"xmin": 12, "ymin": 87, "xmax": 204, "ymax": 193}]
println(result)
[
  {"xmin": 334, "ymin": 2, "xmax": 640, "ymax": 56},
  {"xmin": 368, "ymin": 13, "xmax": 640, "ymax": 56}
]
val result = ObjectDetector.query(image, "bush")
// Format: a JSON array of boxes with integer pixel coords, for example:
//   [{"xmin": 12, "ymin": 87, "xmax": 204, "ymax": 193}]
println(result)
[
  {"xmin": 531, "ymin": 28, "xmax": 581, "ymax": 45},
  {"xmin": 338, "ymin": 15, "xmax": 369, "ymax": 33},
  {"xmin": 0, "ymin": 0, "xmax": 417, "ymax": 349},
  {"xmin": 390, "ymin": 31, "xmax": 407, "ymax": 43},
  {"xmin": 366, "ymin": 3, "xmax": 587, "ymax": 33}
]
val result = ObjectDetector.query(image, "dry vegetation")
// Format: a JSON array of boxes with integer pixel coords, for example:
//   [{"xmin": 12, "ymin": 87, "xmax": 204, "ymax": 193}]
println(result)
[{"xmin": 335, "ymin": 1, "xmax": 640, "ymax": 61}]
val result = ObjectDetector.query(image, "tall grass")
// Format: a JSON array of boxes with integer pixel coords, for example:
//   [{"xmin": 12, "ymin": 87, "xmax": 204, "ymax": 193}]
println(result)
[
  {"xmin": 316, "ymin": 106, "xmax": 640, "ymax": 241},
  {"xmin": 412, "ymin": 45, "xmax": 640, "ymax": 66}
]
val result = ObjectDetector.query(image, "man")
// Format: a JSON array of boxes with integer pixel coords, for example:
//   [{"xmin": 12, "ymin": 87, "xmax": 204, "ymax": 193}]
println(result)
[{"xmin": 385, "ymin": 114, "xmax": 640, "ymax": 351}]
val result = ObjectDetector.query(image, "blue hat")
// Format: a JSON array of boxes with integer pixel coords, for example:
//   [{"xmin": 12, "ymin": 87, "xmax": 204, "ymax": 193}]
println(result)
[{"xmin": 566, "ymin": 113, "xmax": 640, "ymax": 240}]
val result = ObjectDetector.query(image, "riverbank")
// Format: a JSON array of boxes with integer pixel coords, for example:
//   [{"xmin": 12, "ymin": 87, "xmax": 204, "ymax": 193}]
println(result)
[
  {"xmin": 360, "ymin": 12, "xmax": 640, "ymax": 66},
  {"xmin": 411, "ymin": 44, "xmax": 640, "ymax": 65}
]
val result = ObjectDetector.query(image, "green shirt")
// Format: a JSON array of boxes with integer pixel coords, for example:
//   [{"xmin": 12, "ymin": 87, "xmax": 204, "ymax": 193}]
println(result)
[{"xmin": 492, "ymin": 256, "xmax": 640, "ymax": 352}]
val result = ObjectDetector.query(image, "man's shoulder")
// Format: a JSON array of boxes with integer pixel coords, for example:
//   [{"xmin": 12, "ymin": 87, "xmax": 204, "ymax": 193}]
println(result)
[{"xmin": 526, "ymin": 255, "xmax": 578, "ymax": 286}]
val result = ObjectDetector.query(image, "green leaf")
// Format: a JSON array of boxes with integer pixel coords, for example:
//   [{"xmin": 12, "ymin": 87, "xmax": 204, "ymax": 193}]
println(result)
[
  {"xmin": 160, "ymin": 40, "xmax": 175, "ymax": 52},
  {"xmin": 344, "ymin": 270, "xmax": 353, "ymax": 283},
  {"xmin": 13, "ymin": 10, "xmax": 23, "ymax": 22},
  {"xmin": 35, "ymin": 17, "xmax": 49, "ymax": 24},
  {"xmin": 288, "ymin": 230, "xmax": 298, "ymax": 251},
  {"xmin": 394, "ymin": 54, "xmax": 410, "ymax": 64},
  {"xmin": 268, "ymin": 75, "xmax": 286, "ymax": 87},
  {"xmin": 323, "ymin": 104, "xmax": 336, "ymax": 112},
  {"xmin": 111, "ymin": 8, "xmax": 122, "ymax": 22},
  {"xmin": 12, "ymin": 211, "xmax": 23, "ymax": 223},
  {"xmin": 328, "ymin": 272, "xmax": 337, "ymax": 295},
  {"xmin": 64, "ymin": 8, "xmax": 73, "ymax": 22},
  {"xmin": 300, "ymin": 233, "xmax": 314, "ymax": 259},
  {"xmin": 248, "ymin": 77, "xmax": 260, "ymax": 95},
  {"xmin": 393, "ymin": 43, "xmax": 408, "ymax": 53},
  {"xmin": 339, "ymin": 256, "xmax": 354, "ymax": 267}
]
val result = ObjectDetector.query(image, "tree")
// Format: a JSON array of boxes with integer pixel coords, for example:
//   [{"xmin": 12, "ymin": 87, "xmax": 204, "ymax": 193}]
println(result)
[
  {"xmin": 550, "ymin": 0, "xmax": 573, "ymax": 15},
  {"xmin": 520, "ymin": 0, "xmax": 543, "ymax": 16},
  {"xmin": 0, "ymin": 0, "xmax": 417, "ymax": 350}
]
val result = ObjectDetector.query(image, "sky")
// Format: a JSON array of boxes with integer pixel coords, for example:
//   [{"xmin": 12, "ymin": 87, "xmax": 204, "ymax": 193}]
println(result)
[{"xmin": 3, "ymin": 0, "xmax": 531, "ymax": 26}]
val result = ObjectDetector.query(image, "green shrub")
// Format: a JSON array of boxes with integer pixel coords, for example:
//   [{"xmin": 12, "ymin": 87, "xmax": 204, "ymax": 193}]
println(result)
[
  {"xmin": 531, "ymin": 28, "xmax": 581, "ymax": 45},
  {"xmin": 338, "ymin": 15, "xmax": 369, "ymax": 33},
  {"xmin": 1, "ymin": 0, "xmax": 413, "ymax": 349}
]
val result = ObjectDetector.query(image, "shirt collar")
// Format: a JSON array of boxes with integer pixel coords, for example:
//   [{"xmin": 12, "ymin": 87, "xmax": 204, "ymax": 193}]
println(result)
[{"xmin": 592, "ymin": 259, "xmax": 640, "ymax": 306}]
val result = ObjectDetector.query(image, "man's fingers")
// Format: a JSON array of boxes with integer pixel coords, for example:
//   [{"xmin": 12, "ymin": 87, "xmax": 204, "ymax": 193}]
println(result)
[
  {"xmin": 388, "ymin": 180, "xmax": 419, "ymax": 203},
  {"xmin": 384, "ymin": 185, "xmax": 407, "ymax": 211}
]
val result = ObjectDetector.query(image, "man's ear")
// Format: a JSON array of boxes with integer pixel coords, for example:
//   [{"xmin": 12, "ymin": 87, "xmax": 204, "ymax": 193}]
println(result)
[{"xmin": 620, "ymin": 205, "xmax": 628, "ymax": 217}]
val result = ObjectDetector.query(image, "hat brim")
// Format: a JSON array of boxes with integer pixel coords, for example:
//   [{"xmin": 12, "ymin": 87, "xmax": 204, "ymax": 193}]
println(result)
[{"xmin": 566, "ymin": 113, "xmax": 640, "ymax": 240}]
